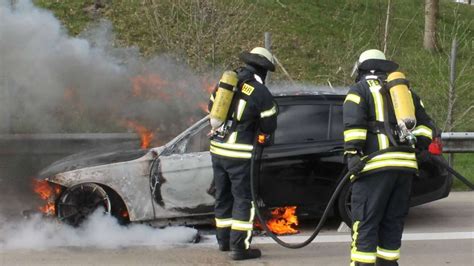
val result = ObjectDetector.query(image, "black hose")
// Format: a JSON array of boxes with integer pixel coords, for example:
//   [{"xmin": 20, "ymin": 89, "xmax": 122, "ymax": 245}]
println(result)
[
  {"xmin": 250, "ymin": 143, "xmax": 414, "ymax": 249},
  {"xmin": 430, "ymin": 155, "xmax": 474, "ymax": 190}
]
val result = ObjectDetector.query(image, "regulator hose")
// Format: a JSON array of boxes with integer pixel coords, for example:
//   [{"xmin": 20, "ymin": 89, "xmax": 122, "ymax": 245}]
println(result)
[{"xmin": 250, "ymin": 144, "xmax": 415, "ymax": 249}]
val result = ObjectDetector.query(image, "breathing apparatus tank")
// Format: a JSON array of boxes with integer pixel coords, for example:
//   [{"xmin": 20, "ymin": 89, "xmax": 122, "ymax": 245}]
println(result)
[
  {"xmin": 210, "ymin": 70, "xmax": 239, "ymax": 130},
  {"xmin": 386, "ymin": 72, "xmax": 417, "ymax": 145}
]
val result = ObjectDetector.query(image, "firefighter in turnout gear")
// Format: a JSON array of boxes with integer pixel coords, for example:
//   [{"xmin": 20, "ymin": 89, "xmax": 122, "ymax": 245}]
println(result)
[
  {"xmin": 208, "ymin": 47, "xmax": 278, "ymax": 260},
  {"xmin": 344, "ymin": 49, "xmax": 436, "ymax": 266}
]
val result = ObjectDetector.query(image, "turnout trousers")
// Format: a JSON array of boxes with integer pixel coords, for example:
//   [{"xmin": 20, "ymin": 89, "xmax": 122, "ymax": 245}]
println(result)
[
  {"xmin": 212, "ymin": 156, "xmax": 255, "ymax": 250},
  {"xmin": 350, "ymin": 170, "xmax": 413, "ymax": 266}
]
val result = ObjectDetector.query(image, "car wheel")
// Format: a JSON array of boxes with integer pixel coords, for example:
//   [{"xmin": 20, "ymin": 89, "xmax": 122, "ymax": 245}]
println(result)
[
  {"xmin": 57, "ymin": 183, "xmax": 111, "ymax": 226},
  {"xmin": 337, "ymin": 179, "xmax": 352, "ymax": 227}
]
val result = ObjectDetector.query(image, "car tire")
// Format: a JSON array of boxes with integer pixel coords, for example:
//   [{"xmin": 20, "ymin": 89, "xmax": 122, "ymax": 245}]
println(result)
[
  {"xmin": 57, "ymin": 183, "xmax": 111, "ymax": 226},
  {"xmin": 337, "ymin": 179, "xmax": 352, "ymax": 227}
]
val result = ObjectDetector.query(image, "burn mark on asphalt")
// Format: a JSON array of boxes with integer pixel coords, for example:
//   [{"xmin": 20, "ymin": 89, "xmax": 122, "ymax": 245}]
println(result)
[{"xmin": 150, "ymin": 158, "xmax": 166, "ymax": 207}]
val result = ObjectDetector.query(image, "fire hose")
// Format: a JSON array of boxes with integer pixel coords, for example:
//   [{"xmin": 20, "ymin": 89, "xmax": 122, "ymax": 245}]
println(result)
[{"xmin": 250, "ymin": 143, "xmax": 473, "ymax": 249}]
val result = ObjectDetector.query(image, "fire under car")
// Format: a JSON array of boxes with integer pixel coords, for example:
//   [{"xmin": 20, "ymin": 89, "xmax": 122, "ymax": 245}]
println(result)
[{"xmin": 37, "ymin": 89, "xmax": 452, "ymax": 228}]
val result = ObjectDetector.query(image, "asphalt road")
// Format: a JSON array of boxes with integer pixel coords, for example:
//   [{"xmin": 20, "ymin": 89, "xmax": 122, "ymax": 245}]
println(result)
[{"xmin": 0, "ymin": 192, "xmax": 472, "ymax": 266}]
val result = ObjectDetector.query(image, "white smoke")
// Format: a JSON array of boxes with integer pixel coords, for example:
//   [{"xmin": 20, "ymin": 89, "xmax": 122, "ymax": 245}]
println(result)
[
  {"xmin": 0, "ymin": 0, "xmax": 211, "ymax": 135},
  {"xmin": 0, "ymin": 209, "xmax": 198, "ymax": 250}
]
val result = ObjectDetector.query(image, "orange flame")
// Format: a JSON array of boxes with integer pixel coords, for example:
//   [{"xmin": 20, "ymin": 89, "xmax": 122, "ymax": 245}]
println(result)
[
  {"xmin": 130, "ymin": 74, "xmax": 171, "ymax": 100},
  {"xmin": 265, "ymin": 206, "xmax": 299, "ymax": 235},
  {"xmin": 126, "ymin": 120, "xmax": 154, "ymax": 149},
  {"xmin": 33, "ymin": 179, "xmax": 62, "ymax": 215}
]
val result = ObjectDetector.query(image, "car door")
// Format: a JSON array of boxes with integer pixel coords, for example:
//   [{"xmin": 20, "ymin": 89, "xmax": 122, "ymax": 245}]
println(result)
[
  {"xmin": 152, "ymin": 119, "xmax": 215, "ymax": 217},
  {"xmin": 257, "ymin": 96, "xmax": 346, "ymax": 215}
]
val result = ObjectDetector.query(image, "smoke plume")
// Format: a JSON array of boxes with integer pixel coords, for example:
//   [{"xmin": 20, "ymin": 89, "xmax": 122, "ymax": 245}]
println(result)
[
  {"xmin": 0, "ymin": 0, "xmax": 211, "ymax": 135},
  {"xmin": 0, "ymin": 209, "xmax": 198, "ymax": 250}
]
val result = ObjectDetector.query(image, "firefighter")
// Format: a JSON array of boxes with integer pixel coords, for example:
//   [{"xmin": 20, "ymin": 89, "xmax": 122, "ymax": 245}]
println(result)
[
  {"xmin": 208, "ymin": 47, "xmax": 278, "ymax": 260},
  {"xmin": 343, "ymin": 49, "xmax": 436, "ymax": 266}
]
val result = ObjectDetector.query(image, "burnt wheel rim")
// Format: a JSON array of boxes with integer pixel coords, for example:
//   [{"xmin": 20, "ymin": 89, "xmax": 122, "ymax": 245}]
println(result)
[{"xmin": 57, "ymin": 183, "xmax": 111, "ymax": 226}]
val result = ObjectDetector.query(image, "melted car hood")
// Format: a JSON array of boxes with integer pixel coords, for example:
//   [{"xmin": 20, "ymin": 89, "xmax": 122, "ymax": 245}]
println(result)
[{"xmin": 38, "ymin": 143, "xmax": 151, "ymax": 179}]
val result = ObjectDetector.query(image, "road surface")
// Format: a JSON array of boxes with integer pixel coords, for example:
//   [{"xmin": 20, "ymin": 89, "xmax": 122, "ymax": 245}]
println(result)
[{"xmin": 0, "ymin": 192, "xmax": 472, "ymax": 265}]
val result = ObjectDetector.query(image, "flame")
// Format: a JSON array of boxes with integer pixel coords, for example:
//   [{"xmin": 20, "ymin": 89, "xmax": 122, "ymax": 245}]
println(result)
[
  {"xmin": 130, "ymin": 74, "xmax": 171, "ymax": 100},
  {"xmin": 125, "ymin": 120, "xmax": 154, "ymax": 149},
  {"xmin": 33, "ymin": 179, "xmax": 62, "ymax": 215},
  {"xmin": 264, "ymin": 206, "xmax": 299, "ymax": 235}
]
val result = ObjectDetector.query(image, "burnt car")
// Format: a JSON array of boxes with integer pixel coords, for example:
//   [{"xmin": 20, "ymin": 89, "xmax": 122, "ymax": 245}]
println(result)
[{"xmin": 38, "ymin": 89, "xmax": 452, "ymax": 226}]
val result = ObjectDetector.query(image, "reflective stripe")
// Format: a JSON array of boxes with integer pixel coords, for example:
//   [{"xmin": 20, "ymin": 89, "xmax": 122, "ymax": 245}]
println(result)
[
  {"xmin": 344, "ymin": 129, "xmax": 367, "ymax": 142},
  {"xmin": 210, "ymin": 94, "xmax": 215, "ymax": 102},
  {"xmin": 370, "ymin": 152, "xmax": 416, "ymax": 162},
  {"xmin": 420, "ymin": 100, "xmax": 425, "ymax": 108},
  {"xmin": 351, "ymin": 221, "xmax": 360, "ymax": 248},
  {"xmin": 236, "ymin": 99, "xmax": 247, "ymax": 121},
  {"xmin": 210, "ymin": 146, "xmax": 251, "ymax": 159},
  {"xmin": 210, "ymin": 140, "xmax": 253, "ymax": 151},
  {"xmin": 351, "ymin": 221, "xmax": 376, "ymax": 263},
  {"xmin": 351, "ymin": 251, "xmax": 376, "ymax": 263},
  {"xmin": 362, "ymin": 159, "xmax": 418, "ymax": 172},
  {"xmin": 244, "ymin": 201, "xmax": 256, "ymax": 249},
  {"xmin": 215, "ymin": 218, "xmax": 232, "ymax": 228},
  {"xmin": 260, "ymin": 104, "xmax": 277, "ymax": 118},
  {"xmin": 345, "ymin": 93, "xmax": 361, "ymax": 104},
  {"xmin": 228, "ymin": 132, "xmax": 237, "ymax": 144},
  {"xmin": 368, "ymin": 79, "xmax": 389, "ymax": 150},
  {"xmin": 345, "ymin": 150, "xmax": 358, "ymax": 155},
  {"xmin": 232, "ymin": 220, "xmax": 253, "ymax": 231},
  {"xmin": 376, "ymin": 247, "xmax": 400, "ymax": 260},
  {"xmin": 412, "ymin": 125, "xmax": 432, "ymax": 139}
]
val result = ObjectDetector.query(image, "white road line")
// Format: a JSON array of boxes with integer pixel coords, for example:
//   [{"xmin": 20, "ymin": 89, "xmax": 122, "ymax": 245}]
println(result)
[{"xmin": 198, "ymin": 232, "xmax": 474, "ymax": 246}]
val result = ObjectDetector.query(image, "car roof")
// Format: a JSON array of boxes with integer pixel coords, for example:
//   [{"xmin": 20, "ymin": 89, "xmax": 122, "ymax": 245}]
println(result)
[{"xmin": 270, "ymin": 84, "xmax": 348, "ymax": 97}]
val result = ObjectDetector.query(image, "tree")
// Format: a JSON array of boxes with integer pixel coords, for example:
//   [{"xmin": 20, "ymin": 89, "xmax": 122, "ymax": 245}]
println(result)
[{"xmin": 424, "ymin": 0, "xmax": 439, "ymax": 51}]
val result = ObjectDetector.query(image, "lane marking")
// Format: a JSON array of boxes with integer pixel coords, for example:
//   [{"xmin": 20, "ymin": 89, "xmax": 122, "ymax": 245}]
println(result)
[{"xmin": 198, "ymin": 232, "xmax": 474, "ymax": 246}]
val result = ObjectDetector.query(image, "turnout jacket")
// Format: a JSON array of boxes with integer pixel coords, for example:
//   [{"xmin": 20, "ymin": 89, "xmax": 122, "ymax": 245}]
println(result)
[
  {"xmin": 343, "ymin": 74, "xmax": 435, "ymax": 176},
  {"xmin": 208, "ymin": 67, "xmax": 278, "ymax": 159}
]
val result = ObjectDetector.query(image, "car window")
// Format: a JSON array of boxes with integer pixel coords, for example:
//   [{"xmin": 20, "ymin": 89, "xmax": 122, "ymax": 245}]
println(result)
[
  {"xmin": 330, "ymin": 104, "xmax": 344, "ymax": 140},
  {"xmin": 184, "ymin": 122, "xmax": 211, "ymax": 153},
  {"xmin": 274, "ymin": 104, "xmax": 330, "ymax": 145}
]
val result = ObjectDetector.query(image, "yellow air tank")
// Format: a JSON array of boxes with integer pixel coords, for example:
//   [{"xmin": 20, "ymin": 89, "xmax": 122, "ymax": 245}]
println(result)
[
  {"xmin": 387, "ymin": 72, "xmax": 416, "ymax": 130},
  {"xmin": 210, "ymin": 70, "xmax": 238, "ymax": 130}
]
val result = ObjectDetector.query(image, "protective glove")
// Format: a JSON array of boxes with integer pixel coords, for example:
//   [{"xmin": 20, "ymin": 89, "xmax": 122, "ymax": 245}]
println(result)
[
  {"xmin": 347, "ymin": 154, "xmax": 365, "ymax": 174},
  {"xmin": 416, "ymin": 149, "xmax": 431, "ymax": 164}
]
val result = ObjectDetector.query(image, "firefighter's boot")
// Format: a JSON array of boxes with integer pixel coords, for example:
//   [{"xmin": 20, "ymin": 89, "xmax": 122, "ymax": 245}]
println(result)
[
  {"xmin": 229, "ymin": 248, "xmax": 261, "ymax": 260},
  {"xmin": 376, "ymin": 257, "xmax": 398, "ymax": 266}
]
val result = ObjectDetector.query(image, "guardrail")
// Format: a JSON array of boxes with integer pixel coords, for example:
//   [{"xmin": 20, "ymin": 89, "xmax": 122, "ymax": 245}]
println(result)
[{"xmin": 441, "ymin": 132, "xmax": 474, "ymax": 153}]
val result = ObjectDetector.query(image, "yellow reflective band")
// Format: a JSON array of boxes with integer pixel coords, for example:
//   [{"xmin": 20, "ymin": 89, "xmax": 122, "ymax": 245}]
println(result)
[
  {"xmin": 244, "ymin": 201, "xmax": 256, "ymax": 249},
  {"xmin": 351, "ymin": 251, "xmax": 376, "ymax": 263},
  {"xmin": 260, "ymin": 104, "xmax": 277, "ymax": 118},
  {"xmin": 228, "ymin": 132, "xmax": 237, "ymax": 144},
  {"xmin": 420, "ymin": 100, "xmax": 425, "ymax": 108},
  {"xmin": 351, "ymin": 221, "xmax": 360, "ymax": 248},
  {"xmin": 231, "ymin": 220, "xmax": 253, "ymax": 231},
  {"xmin": 215, "ymin": 218, "xmax": 232, "ymax": 228},
  {"xmin": 368, "ymin": 80, "xmax": 389, "ymax": 150},
  {"xmin": 236, "ymin": 99, "xmax": 247, "ymax": 121},
  {"xmin": 345, "ymin": 93, "xmax": 361, "ymax": 105},
  {"xmin": 345, "ymin": 150, "xmax": 358, "ymax": 155},
  {"xmin": 376, "ymin": 247, "xmax": 400, "ymax": 260},
  {"xmin": 344, "ymin": 129, "xmax": 367, "ymax": 142},
  {"xmin": 370, "ymin": 152, "xmax": 416, "ymax": 162},
  {"xmin": 412, "ymin": 125, "xmax": 432, "ymax": 139},
  {"xmin": 362, "ymin": 160, "xmax": 418, "ymax": 172},
  {"xmin": 210, "ymin": 140, "xmax": 253, "ymax": 151},
  {"xmin": 210, "ymin": 146, "xmax": 252, "ymax": 159},
  {"xmin": 210, "ymin": 94, "xmax": 215, "ymax": 102}
]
